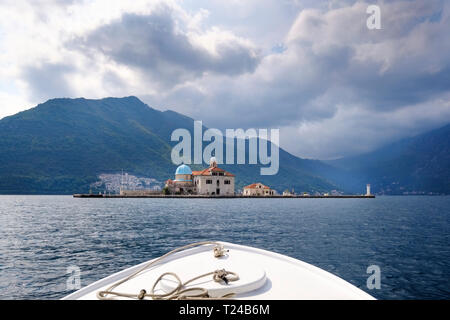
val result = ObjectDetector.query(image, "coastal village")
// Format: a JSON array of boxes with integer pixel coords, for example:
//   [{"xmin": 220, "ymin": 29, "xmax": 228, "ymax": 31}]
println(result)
[{"xmin": 81, "ymin": 157, "xmax": 373, "ymax": 198}]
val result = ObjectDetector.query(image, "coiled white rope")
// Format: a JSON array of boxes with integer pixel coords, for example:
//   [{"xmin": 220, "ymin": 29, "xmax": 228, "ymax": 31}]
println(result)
[{"xmin": 96, "ymin": 241, "xmax": 239, "ymax": 300}]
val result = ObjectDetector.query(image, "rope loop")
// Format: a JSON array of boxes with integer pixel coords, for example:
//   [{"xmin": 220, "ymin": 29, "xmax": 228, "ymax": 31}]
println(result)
[
  {"xmin": 96, "ymin": 241, "xmax": 239, "ymax": 300},
  {"xmin": 213, "ymin": 269, "xmax": 239, "ymax": 284}
]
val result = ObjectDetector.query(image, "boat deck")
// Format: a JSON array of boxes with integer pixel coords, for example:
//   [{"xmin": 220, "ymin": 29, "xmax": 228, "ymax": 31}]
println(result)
[{"xmin": 63, "ymin": 242, "xmax": 375, "ymax": 300}]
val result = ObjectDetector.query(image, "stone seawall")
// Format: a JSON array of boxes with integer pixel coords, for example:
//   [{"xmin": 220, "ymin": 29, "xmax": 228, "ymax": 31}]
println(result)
[{"xmin": 73, "ymin": 194, "xmax": 375, "ymax": 199}]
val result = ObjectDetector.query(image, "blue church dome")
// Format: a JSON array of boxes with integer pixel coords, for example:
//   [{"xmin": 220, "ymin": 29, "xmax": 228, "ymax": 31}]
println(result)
[{"xmin": 175, "ymin": 164, "xmax": 192, "ymax": 175}]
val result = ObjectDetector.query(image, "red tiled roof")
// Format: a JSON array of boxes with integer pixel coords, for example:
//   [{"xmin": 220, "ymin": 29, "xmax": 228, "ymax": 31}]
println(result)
[
  {"xmin": 243, "ymin": 183, "xmax": 271, "ymax": 189},
  {"xmin": 192, "ymin": 166, "xmax": 235, "ymax": 177},
  {"xmin": 191, "ymin": 170, "xmax": 207, "ymax": 176}
]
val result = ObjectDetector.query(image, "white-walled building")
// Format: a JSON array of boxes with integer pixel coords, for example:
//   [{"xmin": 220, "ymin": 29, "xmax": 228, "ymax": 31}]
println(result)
[
  {"xmin": 165, "ymin": 157, "xmax": 235, "ymax": 195},
  {"xmin": 192, "ymin": 158, "xmax": 235, "ymax": 195},
  {"xmin": 243, "ymin": 183, "xmax": 276, "ymax": 196}
]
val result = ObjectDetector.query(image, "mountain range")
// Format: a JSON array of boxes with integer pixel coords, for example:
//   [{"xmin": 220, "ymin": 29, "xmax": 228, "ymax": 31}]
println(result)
[
  {"xmin": 327, "ymin": 123, "xmax": 450, "ymax": 194},
  {"xmin": 0, "ymin": 96, "xmax": 448, "ymax": 195}
]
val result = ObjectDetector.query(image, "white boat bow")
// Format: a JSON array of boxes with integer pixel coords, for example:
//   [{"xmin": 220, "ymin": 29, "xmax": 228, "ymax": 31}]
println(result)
[{"xmin": 62, "ymin": 241, "xmax": 375, "ymax": 300}]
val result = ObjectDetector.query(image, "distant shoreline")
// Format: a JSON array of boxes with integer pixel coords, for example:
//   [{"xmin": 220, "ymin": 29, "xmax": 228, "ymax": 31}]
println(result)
[
  {"xmin": 0, "ymin": 194, "xmax": 447, "ymax": 196},
  {"xmin": 73, "ymin": 194, "xmax": 375, "ymax": 199}
]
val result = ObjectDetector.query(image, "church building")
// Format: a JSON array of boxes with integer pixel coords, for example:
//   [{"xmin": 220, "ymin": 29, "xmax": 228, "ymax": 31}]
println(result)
[{"xmin": 165, "ymin": 157, "xmax": 235, "ymax": 195}]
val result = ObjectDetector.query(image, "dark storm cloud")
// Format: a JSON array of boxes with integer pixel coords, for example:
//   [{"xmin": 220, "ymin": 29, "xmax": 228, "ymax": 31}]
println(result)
[
  {"xmin": 146, "ymin": 1, "xmax": 450, "ymax": 129},
  {"xmin": 344, "ymin": 65, "xmax": 450, "ymax": 110},
  {"xmin": 22, "ymin": 63, "xmax": 75, "ymax": 102},
  {"xmin": 139, "ymin": 1, "xmax": 450, "ymax": 159},
  {"xmin": 70, "ymin": 6, "xmax": 260, "ymax": 86}
]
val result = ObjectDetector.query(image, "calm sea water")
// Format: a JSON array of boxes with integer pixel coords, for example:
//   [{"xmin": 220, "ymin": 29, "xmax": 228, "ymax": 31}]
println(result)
[{"xmin": 0, "ymin": 195, "xmax": 449, "ymax": 300}]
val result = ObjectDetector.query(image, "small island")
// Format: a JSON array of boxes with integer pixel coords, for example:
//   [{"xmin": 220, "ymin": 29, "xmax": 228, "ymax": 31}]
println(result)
[{"xmin": 74, "ymin": 157, "xmax": 375, "ymax": 199}]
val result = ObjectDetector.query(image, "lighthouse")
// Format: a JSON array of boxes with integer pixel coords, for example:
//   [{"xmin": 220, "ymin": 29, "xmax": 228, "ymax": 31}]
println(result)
[{"xmin": 366, "ymin": 184, "xmax": 371, "ymax": 196}]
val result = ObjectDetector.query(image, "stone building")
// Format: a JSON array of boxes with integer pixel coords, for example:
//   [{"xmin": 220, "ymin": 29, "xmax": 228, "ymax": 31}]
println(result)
[
  {"xmin": 165, "ymin": 157, "xmax": 235, "ymax": 195},
  {"xmin": 243, "ymin": 183, "xmax": 276, "ymax": 196}
]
